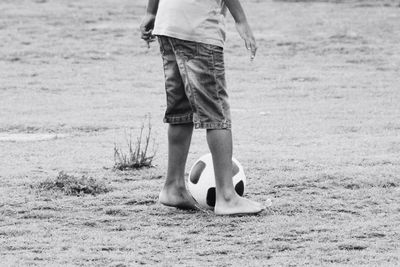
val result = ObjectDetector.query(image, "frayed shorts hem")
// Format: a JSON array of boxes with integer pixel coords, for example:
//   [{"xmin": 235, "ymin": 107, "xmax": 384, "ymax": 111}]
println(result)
[
  {"xmin": 163, "ymin": 114, "xmax": 193, "ymax": 125},
  {"xmin": 164, "ymin": 115, "xmax": 231, "ymax": 130},
  {"xmin": 193, "ymin": 121, "xmax": 231, "ymax": 130}
]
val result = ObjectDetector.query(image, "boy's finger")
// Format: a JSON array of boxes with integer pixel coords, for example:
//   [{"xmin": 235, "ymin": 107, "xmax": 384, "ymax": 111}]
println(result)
[
  {"xmin": 244, "ymin": 39, "xmax": 250, "ymax": 51},
  {"xmin": 141, "ymin": 32, "xmax": 155, "ymax": 42},
  {"xmin": 141, "ymin": 33, "xmax": 152, "ymax": 40},
  {"xmin": 142, "ymin": 29, "xmax": 152, "ymax": 35},
  {"xmin": 250, "ymin": 42, "xmax": 257, "ymax": 60},
  {"xmin": 146, "ymin": 37, "xmax": 156, "ymax": 44},
  {"xmin": 144, "ymin": 36, "xmax": 156, "ymax": 48},
  {"xmin": 141, "ymin": 29, "xmax": 153, "ymax": 38}
]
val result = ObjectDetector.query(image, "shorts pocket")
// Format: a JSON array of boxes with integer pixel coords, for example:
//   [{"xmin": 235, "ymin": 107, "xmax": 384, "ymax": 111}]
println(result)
[{"xmin": 172, "ymin": 39, "xmax": 199, "ymax": 61}]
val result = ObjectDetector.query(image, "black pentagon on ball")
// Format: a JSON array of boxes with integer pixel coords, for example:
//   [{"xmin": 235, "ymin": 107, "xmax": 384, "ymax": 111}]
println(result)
[
  {"xmin": 235, "ymin": 180, "xmax": 244, "ymax": 196},
  {"xmin": 189, "ymin": 160, "xmax": 206, "ymax": 185},
  {"xmin": 206, "ymin": 187, "xmax": 216, "ymax": 207}
]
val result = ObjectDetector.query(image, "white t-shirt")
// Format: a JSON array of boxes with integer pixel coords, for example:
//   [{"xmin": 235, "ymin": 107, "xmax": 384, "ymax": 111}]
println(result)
[{"xmin": 153, "ymin": 0, "xmax": 227, "ymax": 47}]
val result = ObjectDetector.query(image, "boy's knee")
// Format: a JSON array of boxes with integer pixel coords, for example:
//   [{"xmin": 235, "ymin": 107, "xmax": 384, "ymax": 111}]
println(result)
[{"xmin": 169, "ymin": 123, "xmax": 194, "ymax": 140}]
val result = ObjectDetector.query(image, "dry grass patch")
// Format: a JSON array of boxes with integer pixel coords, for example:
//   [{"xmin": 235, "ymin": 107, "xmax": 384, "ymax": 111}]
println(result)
[{"xmin": 35, "ymin": 171, "xmax": 111, "ymax": 196}]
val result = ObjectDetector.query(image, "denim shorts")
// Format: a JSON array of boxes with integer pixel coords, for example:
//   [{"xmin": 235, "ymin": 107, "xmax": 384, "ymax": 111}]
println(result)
[{"xmin": 157, "ymin": 36, "xmax": 231, "ymax": 129}]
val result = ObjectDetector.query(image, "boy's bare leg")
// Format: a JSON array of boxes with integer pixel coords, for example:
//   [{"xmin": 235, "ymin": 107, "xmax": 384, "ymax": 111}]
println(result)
[
  {"xmin": 206, "ymin": 129, "xmax": 263, "ymax": 215},
  {"xmin": 159, "ymin": 123, "xmax": 198, "ymax": 209}
]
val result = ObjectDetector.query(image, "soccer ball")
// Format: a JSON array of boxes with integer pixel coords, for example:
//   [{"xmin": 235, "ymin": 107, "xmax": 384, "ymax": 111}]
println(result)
[{"xmin": 187, "ymin": 153, "xmax": 246, "ymax": 210}]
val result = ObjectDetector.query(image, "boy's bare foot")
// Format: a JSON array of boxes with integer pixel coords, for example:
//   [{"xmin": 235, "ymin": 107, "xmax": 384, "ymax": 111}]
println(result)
[
  {"xmin": 159, "ymin": 186, "xmax": 198, "ymax": 210},
  {"xmin": 214, "ymin": 195, "xmax": 264, "ymax": 216}
]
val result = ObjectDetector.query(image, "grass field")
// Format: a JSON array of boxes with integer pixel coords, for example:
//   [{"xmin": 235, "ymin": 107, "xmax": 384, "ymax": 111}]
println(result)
[{"xmin": 1, "ymin": 0, "xmax": 399, "ymax": 266}]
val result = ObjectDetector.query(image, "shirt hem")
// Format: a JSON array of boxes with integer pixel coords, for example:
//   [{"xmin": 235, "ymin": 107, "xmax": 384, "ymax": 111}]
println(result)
[{"xmin": 153, "ymin": 30, "xmax": 224, "ymax": 48}]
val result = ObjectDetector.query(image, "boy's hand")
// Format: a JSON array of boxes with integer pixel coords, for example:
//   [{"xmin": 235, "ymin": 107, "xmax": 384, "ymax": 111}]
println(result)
[
  {"xmin": 235, "ymin": 21, "xmax": 257, "ymax": 61},
  {"xmin": 140, "ymin": 13, "xmax": 156, "ymax": 48}
]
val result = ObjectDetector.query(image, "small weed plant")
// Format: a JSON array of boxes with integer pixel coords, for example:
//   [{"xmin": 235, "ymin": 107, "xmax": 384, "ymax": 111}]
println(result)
[
  {"xmin": 36, "ymin": 172, "xmax": 110, "ymax": 196},
  {"xmin": 113, "ymin": 117, "xmax": 156, "ymax": 171}
]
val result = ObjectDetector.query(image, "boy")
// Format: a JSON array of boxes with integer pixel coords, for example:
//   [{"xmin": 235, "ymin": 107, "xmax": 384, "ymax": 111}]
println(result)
[{"xmin": 140, "ymin": 0, "xmax": 263, "ymax": 215}]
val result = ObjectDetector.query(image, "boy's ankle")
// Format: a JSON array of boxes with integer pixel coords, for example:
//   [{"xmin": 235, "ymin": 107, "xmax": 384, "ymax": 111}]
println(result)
[
  {"xmin": 216, "ymin": 190, "xmax": 237, "ymax": 203},
  {"xmin": 162, "ymin": 180, "xmax": 186, "ymax": 191}
]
